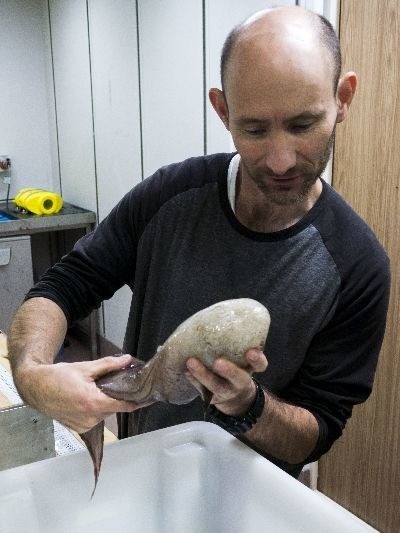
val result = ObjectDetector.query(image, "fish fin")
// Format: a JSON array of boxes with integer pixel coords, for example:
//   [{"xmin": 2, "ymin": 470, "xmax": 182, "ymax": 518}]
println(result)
[
  {"xmin": 201, "ymin": 387, "xmax": 213, "ymax": 408},
  {"xmin": 201, "ymin": 388, "xmax": 213, "ymax": 420},
  {"xmin": 80, "ymin": 420, "xmax": 105, "ymax": 498}
]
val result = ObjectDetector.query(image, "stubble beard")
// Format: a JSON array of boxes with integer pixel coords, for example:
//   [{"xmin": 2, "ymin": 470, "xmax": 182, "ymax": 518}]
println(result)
[{"xmin": 246, "ymin": 129, "xmax": 336, "ymax": 207}]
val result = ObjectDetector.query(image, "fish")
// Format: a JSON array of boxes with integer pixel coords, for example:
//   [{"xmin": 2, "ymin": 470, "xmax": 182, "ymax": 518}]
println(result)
[{"xmin": 80, "ymin": 298, "xmax": 270, "ymax": 495}]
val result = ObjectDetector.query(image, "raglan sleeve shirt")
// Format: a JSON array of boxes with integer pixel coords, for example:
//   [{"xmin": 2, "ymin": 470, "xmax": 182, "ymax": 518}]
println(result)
[
  {"xmin": 25, "ymin": 153, "xmax": 391, "ymax": 469},
  {"xmin": 280, "ymin": 197, "xmax": 390, "ymax": 463}
]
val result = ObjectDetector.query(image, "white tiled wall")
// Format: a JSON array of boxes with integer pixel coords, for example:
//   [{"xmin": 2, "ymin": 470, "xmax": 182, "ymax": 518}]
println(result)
[{"xmin": 0, "ymin": 0, "xmax": 57, "ymax": 198}]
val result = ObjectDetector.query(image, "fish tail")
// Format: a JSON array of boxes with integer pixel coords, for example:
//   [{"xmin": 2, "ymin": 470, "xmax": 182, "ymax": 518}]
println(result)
[{"xmin": 80, "ymin": 420, "xmax": 105, "ymax": 498}]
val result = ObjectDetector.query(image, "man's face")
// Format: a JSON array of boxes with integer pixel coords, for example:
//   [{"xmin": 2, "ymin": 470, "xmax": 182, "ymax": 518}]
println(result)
[{"xmin": 223, "ymin": 40, "xmax": 339, "ymax": 206}]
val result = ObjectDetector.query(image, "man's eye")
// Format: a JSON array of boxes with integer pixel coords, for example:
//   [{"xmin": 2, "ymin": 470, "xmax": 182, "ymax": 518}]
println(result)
[
  {"xmin": 245, "ymin": 129, "xmax": 266, "ymax": 136},
  {"xmin": 291, "ymin": 123, "xmax": 313, "ymax": 133}
]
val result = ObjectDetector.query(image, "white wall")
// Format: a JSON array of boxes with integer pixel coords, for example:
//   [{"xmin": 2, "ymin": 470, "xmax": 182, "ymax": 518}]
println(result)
[
  {"xmin": 49, "ymin": 0, "xmax": 98, "ymax": 213},
  {"xmin": 87, "ymin": 0, "xmax": 142, "ymax": 221},
  {"xmin": 2, "ymin": 0, "xmax": 337, "ymax": 348},
  {"xmin": 138, "ymin": 0, "xmax": 205, "ymax": 176},
  {"xmin": 87, "ymin": 0, "xmax": 142, "ymax": 345},
  {"xmin": 0, "ymin": 0, "xmax": 58, "ymax": 199}
]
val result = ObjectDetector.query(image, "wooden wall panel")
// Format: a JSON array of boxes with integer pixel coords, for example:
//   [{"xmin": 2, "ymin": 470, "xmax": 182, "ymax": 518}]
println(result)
[{"xmin": 318, "ymin": 1, "xmax": 400, "ymax": 531}]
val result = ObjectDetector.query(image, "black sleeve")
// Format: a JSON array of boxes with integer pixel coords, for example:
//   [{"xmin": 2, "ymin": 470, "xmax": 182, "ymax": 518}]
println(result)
[
  {"xmin": 25, "ymin": 189, "xmax": 139, "ymax": 324},
  {"xmin": 24, "ymin": 154, "xmax": 224, "ymax": 324},
  {"xmin": 281, "ymin": 247, "xmax": 390, "ymax": 462}
]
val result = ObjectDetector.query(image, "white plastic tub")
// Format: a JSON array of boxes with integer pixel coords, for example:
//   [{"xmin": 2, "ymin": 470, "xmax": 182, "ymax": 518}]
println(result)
[{"xmin": 0, "ymin": 421, "xmax": 376, "ymax": 532}]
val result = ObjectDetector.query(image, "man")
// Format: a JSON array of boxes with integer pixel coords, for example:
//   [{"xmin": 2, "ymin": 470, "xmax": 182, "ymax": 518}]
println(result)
[{"xmin": 8, "ymin": 6, "xmax": 389, "ymax": 477}]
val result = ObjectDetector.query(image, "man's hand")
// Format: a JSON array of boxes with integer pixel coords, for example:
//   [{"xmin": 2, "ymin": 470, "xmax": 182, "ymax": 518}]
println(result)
[
  {"xmin": 14, "ymin": 354, "xmax": 139, "ymax": 434},
  {"xmin": 8, "ymin": 298, "xmax": 141, "ymax": 434},
  {"xmin": 186, "ymin": 348, "xmax": 319, "ymax": 463},
  {"xmin": 186, "ymin": 348, "xmax": 268, "ymax": 417}
]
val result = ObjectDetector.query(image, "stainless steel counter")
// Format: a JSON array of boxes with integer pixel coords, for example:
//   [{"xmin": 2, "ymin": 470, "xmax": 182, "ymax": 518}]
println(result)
[{"xmin": 0, "ymin": 201, "xmax": 96, "ymax": 237}]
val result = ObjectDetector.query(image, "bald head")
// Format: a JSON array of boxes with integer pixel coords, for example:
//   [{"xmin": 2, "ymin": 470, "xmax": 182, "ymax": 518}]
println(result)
[{"xmin": 221, "ymin": 6, "xmax": 341, "ymax": 95}]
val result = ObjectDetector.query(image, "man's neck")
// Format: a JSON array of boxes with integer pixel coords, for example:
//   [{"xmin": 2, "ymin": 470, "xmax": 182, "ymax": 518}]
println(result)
[{"xmin": 235, "ymin": 174, "xmax": 323, "ymax": 233}]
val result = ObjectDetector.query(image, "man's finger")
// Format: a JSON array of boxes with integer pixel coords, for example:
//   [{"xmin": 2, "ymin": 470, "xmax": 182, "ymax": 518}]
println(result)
[
  {"xmin": 186, "ymin": 357, "xmax": 227, "ymax": 391},
  {"xmin": 245, "ymin": 349, "xmax": 268, "ymax": 372},
  {"xmin": 89, "ymin": 354, "xmax": 134, "ymax": 378}
]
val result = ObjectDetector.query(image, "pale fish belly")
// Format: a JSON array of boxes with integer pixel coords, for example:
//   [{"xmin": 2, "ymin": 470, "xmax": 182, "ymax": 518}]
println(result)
[{"xmin": 81, "ymin": 298, "xmax": 271, "ymax": 495}]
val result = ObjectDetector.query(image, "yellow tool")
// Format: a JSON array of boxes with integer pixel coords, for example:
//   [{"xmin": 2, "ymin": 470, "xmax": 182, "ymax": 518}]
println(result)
[{"xmin": 13, "ymin": 188, "xmax": 63, "ymax": 215}]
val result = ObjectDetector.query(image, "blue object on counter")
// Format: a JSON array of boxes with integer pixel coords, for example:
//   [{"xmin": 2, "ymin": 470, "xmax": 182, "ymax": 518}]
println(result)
[{"xmin": 0, "ymin": 211, "xmax": 17, "ymax": 222}]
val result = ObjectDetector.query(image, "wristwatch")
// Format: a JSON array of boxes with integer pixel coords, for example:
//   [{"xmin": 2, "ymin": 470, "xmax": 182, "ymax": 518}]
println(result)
[{"xmin": 206, "ymin": 378, "xmax": 265, "ymax": 436}]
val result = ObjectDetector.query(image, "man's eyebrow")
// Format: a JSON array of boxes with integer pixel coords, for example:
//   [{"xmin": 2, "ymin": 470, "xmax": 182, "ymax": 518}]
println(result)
[
  {"xmin": 236, "ymin": 117, "xmax": 268, "ymax": 125},
  {"xmin": 236, "ymin": 111, "xmax": 326, "ymax": 125},
  {"xmin": 288, "ymin": 111, "xmax": 327, "ymax": 122}
]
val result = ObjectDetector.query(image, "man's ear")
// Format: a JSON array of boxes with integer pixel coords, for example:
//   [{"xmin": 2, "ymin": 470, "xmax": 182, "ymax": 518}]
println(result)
[
  {"xmin": 209, "ymin": 88, "xmax": 230, "ymax": 130},
  {"xmin": 336, "ymin": 71, "xmax": 357, "ymax": 123}
]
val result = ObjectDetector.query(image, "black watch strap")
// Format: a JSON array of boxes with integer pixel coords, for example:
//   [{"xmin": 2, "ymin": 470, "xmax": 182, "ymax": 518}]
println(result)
[{"xmin": 206, "ymin": 378, "xmax": 265, "ymax": 436}]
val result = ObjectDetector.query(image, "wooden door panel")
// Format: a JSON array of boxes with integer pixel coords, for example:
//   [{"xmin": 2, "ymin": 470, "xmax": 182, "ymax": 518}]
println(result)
[{"xmin": 318, "ymin": 1, "xmax": 400, "ymax": 532}]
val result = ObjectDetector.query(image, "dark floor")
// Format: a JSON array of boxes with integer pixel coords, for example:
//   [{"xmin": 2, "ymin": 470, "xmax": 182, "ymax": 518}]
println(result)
[{"xmin": 56, "ymin": 331, "xmax": 118, "ymax": 436}]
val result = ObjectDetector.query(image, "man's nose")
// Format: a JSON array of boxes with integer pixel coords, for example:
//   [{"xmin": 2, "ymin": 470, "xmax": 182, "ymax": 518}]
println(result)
[{"xmin": 264, "ymin": 134, "xmax": 297, "ymax": 176}]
